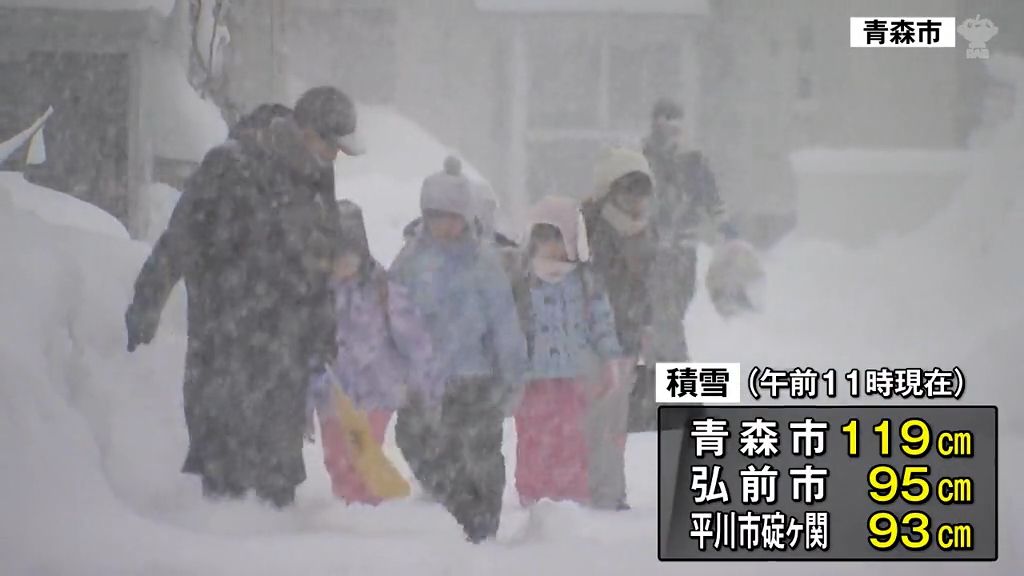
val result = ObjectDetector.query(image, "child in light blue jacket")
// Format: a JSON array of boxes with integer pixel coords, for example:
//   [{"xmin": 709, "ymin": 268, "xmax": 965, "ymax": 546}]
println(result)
[
  {"xmin": 389, "ymin": 156, "xmax": 528, "ymax": 544},
  {"xmin": 510, "ymin": 195, "xmax": 623, "ymax": 508}
]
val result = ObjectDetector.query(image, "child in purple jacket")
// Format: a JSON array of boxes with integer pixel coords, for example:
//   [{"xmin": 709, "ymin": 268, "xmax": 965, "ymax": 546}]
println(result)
[{"xmin": 308, "ymin": 199, "xmax": 442, "ymax": 505}]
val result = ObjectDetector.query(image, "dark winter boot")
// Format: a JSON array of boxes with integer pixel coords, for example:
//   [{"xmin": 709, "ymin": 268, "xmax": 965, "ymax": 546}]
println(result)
[
  {"xmin": 254, "ymin": 483, "xmax": 296, "ymax": 509},
  {"xmin": 437, "ymin": 379, "xmax": 505, "ymax": 544},
  {"xmin": 201, "ymin": 475, "xmax": 246, "ymax": 501}
]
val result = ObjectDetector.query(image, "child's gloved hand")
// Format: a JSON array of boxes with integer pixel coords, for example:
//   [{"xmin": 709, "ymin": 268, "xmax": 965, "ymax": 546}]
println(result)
[{"xmin": 639, "ymin": 327, "xmax": 655, "ymax": 367}]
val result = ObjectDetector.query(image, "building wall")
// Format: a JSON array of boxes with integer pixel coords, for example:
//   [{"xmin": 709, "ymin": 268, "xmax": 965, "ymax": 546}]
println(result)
[
  {"xmin": 392, "ymin": 0, "xmax": 508, "ymax": 204},
  {"xmin": 0, "ymin": 9, "xmax": 153, "ymax": 227},
  {"xmin": 512, "ymin": 13, "xmax": 700, "ymax": 208},
  {"xmin": 222, "ymin": 0, "xmax": 279, "ymax": 112},
  {"xmin": 222, "ymin": 0, "xmax": 702, "ymax": 221},
  {"xmin": 700, "ymin": 0, "xmax": 974, "ymax": 246},
  {"xmin": 395, "ymin": 7, "xmax": 702, "ymax": 217}
]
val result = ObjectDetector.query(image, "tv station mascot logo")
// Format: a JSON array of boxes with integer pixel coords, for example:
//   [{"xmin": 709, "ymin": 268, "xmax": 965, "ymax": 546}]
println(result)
[{"xmin": 958, "ymin": 15, "xmax": 998, "ymax": 59}]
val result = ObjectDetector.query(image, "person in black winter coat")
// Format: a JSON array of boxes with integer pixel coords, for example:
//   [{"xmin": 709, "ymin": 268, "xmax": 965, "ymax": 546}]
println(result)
[
  {"xmin": 581, "ymin": 146, "xmax": 657, "ymax": 510},
  {"xmin": 632, "ymin": 98, "xmax": 738, "ymax": 431},
  {"xmin": 642, "ymin": 98, "xmax": 738, "ymax": 357},
  {"xmin": 124, "ymin": 87, "xmax": 365, "ymax": 507}
]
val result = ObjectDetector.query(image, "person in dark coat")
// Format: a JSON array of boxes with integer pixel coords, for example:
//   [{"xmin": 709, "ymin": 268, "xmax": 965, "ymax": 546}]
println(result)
[
  {"xmin": 124, "ymin": 86, "xmax": 365, "ymax": 507},
  {"xmin": 228, "ymin": 103, "xmax": 291, "ymax": 143},
  {"xmin": 580, "ymin": 147, "xmax": 657, "ymax": 510},
  {"xmin": 582, "ymin": 148, "xmax": 657, "ymax": 360},
  {"xmin": 630, "ymin": 98, "xmax": 740, "ymax": 432}
]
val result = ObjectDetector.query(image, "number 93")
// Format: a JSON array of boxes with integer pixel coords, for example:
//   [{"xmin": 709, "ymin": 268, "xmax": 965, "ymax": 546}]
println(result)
[{"xmin": 868, "ymin": 511, "xmax": 930, "ymax": 551}]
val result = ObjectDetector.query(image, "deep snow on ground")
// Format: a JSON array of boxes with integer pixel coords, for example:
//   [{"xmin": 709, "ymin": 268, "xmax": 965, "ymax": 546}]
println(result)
[{"xmin": 2, "ymin": 56, "xmax": 1023, "ymax": 576}]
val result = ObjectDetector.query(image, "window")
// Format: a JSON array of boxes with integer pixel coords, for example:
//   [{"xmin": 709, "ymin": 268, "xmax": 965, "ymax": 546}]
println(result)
[
  {"xmin": 526, "ymin": 138, "xmax": 603, "ymax": 202},
  {"xmin": 520, "ymin": 27, "xmax": 691, "ymax": 204},
  {"xmin": 527, "ymin": 28, "xmax": 602, "ymax": 129}
]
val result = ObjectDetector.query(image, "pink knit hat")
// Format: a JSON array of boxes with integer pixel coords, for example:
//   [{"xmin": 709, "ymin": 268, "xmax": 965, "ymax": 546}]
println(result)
[{"xmin": 527, "ymin": 195, "xmax": 591, "ymax": 262}]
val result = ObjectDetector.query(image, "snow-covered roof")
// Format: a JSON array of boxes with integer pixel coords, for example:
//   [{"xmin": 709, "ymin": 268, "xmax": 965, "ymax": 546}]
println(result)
[
  {"xmin": 474, "ymin": 0, "xmax": 709, "ymax": 15},
  {"xmin": 0, "ymin": 0, "xmax": 173, "ymax": 16}
]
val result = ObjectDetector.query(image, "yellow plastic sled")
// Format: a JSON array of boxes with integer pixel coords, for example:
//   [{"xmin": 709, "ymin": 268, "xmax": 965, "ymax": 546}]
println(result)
[{"xmin": 324, "ymin": 369, "xmax": 411, "ymax": 501}]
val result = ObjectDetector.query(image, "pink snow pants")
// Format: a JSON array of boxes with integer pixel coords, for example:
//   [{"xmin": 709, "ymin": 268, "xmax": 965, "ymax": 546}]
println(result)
[
  {"xmin": 514, "ymin": 378, "xmax": 590, "ymax": 506},
  {"xmin": 319, "ymin": 409, "xmax": 393, "ymax": 505}
]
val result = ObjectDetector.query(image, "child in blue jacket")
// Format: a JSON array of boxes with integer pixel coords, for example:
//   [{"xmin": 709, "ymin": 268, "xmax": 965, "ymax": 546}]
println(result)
[
  {"xmin": 511, "ymin": 196, "xmax": 623, "ymax": 507},
  {"xmin": 390, "ymin": 156, "xmax": 529, "ymax": 543}
]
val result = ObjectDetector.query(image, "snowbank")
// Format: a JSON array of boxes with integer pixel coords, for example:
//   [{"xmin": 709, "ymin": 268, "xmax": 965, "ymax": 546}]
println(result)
[
  {"xmin": 0, "ymin": 172, "xmax": 129, "ymax": 240},
  {"xmin": 688, "ymin": 53, "xmax": 1024, "ymax": 422},
  {"xmin": 790, "ymin": 148, "xmax": 971, "ymax": 247},
  {"xmin": 142, "ymin": 49, "xmax": 228, "ymax": 163},
  {"xmin": 790, "ymin": 148, "xmax": 971, "ymax": 175}
]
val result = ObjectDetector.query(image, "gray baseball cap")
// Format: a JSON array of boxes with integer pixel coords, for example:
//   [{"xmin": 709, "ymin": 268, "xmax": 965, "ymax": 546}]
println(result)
[{"xmin": 294, "ymin": 86, "xmax": 366, "ymax": 156}]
